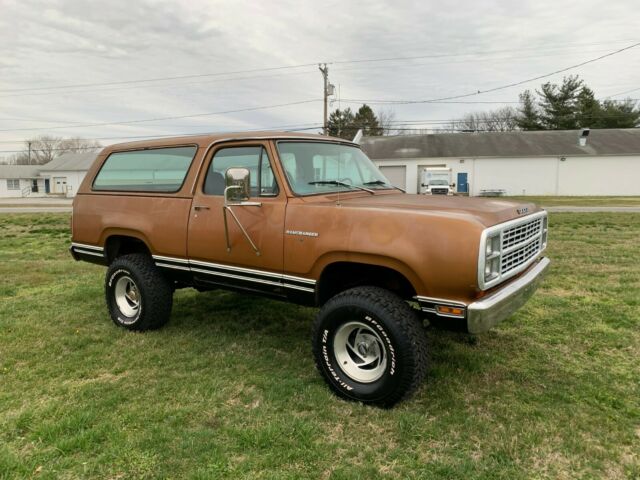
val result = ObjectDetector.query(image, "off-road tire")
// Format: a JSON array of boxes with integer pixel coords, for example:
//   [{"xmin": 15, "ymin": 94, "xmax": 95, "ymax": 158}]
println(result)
[
  {"xmin": 312, "ymin": 286, "xmax": 428, "ymax": 407},
  {"xmin": 105, "ymin": 253, "xmax": 173, "ymax": 331}
]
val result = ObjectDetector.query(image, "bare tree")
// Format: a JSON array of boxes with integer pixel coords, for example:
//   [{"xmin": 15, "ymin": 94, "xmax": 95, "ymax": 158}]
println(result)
[
  {"xmin": 377, "ymin": 108, "xmax": 397, "ymax": 135},
  {"xmin": 445, "ymin": 106, "xmax": 519, "ymax": 132},
  {"xmin": 11, "ymin": 136, "xmax": 102, "ymax": 165}
]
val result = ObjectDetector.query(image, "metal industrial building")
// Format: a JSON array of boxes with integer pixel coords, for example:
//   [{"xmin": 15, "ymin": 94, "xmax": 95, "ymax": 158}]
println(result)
[{"xmin": 361, "ymin": 128, "xmax": 640, "ymax": 196}]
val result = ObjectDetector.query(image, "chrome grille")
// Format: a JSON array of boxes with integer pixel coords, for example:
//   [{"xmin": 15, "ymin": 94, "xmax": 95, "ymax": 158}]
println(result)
[
  {"xmin": 502, "ymin": 217, "xmax": 543, "ymax": 250},
  {"xmin": 479, "ymin": 211, "xmax": 548, "ymax": 290},
  {"xmin": 502, "ymin": 236, "xmax": 541, "ymax": 273},
  {"xmin": 431, "ymin": 188, "xmax": 448, "ymax": 195}
]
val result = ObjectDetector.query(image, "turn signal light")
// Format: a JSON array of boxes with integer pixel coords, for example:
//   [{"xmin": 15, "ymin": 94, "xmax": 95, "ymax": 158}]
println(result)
[{"xmin": 436, "ymin": 305, "xmax": 465, "ymax": 317}]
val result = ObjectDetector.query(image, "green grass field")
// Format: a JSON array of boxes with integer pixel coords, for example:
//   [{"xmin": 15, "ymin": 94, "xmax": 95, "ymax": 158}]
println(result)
[
  {"xmin": 1, "ymin": 213, "xmax": 638, "ymax": 479},
  {"xmin": 504, "ymin": 196, "xmax": 640, "ymax": 207}
]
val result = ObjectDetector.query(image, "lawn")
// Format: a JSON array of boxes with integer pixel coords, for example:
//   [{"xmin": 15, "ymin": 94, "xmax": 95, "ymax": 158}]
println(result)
[
  {"xmin": 0, "ymin": 213, "xmax": 638, "ymax": 479},
  {"xmin": 504, "ymin": 196, "xmax": 640, "ymax": 207}
]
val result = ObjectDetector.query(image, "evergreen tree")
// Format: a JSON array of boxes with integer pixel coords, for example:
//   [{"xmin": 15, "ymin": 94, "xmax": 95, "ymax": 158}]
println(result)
[
  {"xmin": 326, "ymin": 104, "xmax": 383, "ymax": 139},
  {"xmin": 353, "ymin": 104, "xmax": 382, "ymax": 136},
  {"xmin": 327, "ymin": 108, "xmax": 356, "ymax": 139},
  {"xmin": 598, "ymin": 99, "xmax": 640, "ymax": 128},
  {"xmin": 537, "ymin": 75, "xmax": 583, "ymax": 130},
  {"xmin": 575, "ymin": 86, "xmax": 602, "ymax": 128},
  {"xmin": 464, "ymin": 76, "xmax": 640, "ymax": 132},
  {"xmin": 516, "ymin": 90, "xmax": 543, "ymax": 130}
]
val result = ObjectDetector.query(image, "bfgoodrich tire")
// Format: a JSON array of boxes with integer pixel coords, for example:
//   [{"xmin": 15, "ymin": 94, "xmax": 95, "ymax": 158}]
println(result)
[
  {"xmin": 105, "ymin": 253, "xmax": 173, "ymax": 331},
  {"xmin": 312, "ymin": 286, "xmax": 428, "ymax": 407}
]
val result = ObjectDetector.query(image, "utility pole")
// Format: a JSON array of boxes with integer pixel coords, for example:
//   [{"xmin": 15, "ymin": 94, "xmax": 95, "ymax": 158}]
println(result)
[
  {"xmin": 318, "ymin": 63, "xmax": 334, "ymax": 135},
  {"xmin": 28, "ymin": 141, "xmax": 32, "ymax": 165}
]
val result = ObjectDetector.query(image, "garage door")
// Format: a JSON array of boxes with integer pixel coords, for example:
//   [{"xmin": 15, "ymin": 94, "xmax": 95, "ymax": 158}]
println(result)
[{"xmin": 379, "ymin": 166, "xmax": 406, "ymax": 190}]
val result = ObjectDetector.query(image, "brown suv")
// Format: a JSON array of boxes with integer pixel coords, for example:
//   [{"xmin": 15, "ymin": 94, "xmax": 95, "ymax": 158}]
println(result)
[{"xmin": 71, "ymin": 131, "xmax": 550, "ymax": 407}]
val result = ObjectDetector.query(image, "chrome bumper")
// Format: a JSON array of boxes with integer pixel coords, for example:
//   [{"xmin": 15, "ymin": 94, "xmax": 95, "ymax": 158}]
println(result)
[{"xmin": 467, "ymin": 257, "xmax": 550, "ymax": 334}]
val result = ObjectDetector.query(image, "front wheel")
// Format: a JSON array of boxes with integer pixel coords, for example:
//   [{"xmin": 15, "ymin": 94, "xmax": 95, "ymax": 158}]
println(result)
[
  {"xmin": 105, "ymin": 253, "xmax": 173, "ymax": 331},
  {"xmin": 312, "ymin": 286, "xmax": 428, "ymax": 407}
]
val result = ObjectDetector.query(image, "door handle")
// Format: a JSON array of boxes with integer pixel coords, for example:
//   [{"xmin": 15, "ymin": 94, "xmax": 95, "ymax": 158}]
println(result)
[{"xmin": 194, "ymin": 205, "xmax": 210, "ymax": 211}]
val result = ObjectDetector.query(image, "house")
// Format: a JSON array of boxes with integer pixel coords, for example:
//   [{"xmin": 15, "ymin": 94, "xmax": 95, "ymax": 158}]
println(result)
[
  {"xmin": 38, "ymin": 151, "xmax": 98, "ymax": 197},
  {"xmin": 360, "ymin": 128, "xmax": 640, "ymax": 196},
  {"xmin": 0, "ymin": 151, "xmax": 98, "ymax": 198},
  {"xmin": 0, "ymin": 165, "xmax": 46, "ymax": 198}
]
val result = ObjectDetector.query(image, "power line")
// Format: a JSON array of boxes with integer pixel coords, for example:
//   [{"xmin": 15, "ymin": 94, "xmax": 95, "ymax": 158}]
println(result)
[
  {"xmin": 0, "ymin": 122, "xmax": 323, "ymax": 144},
  {"xmin": 329, "ymin": 40, "xmax": 638, "ymax": 66},
  {"xmin": 1, "ymin": 42, "xmax": 637, "ymax": 139},
  {"xmin": 335, "ymin": 42, "xmax": 640, "ymax": 105},
  {"xmin": 0, "ymin": 69, "xmax": 320, "ymax": 99},
  {"xmin": 0, "ymin": 63, "xmax": 319, "ymax": 94},
  {"xmin": 0, "ymin": 125, "xmax": 326, "ymax": 154},
  {"xmin": 1, "ymin": 40, "xmax": 634, "ymax": 98},
  {"xmin": 339, "ymin": 97, "xmax": 640, "ymax": 106},
  {"xmin": 0, "ymin": 99, "xmax": 323, "ymax": 133},
  {"xmin": 0, "ymin": 48, "xmax": 615, "ymax": 100},
  {"xmin": 604, "ymin": 87, "xmax": 640, "ymax": 98},
  {"xmin": 2, "ymin": 108, "xmax": 639, "ymax": 149},
  {"xmin": 5, "ymin": 125, "xmax": 640, "ymax": 155}
]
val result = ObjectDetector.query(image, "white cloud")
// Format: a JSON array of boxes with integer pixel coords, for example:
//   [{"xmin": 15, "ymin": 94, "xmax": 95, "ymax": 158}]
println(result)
[{"xmin": 0, "ymin": 0, "xmax": 637, "ymax": 152}]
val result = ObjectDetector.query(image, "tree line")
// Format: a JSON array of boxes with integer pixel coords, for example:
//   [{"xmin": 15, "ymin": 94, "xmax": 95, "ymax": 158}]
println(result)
[
  {"xmin": 327, "ymin": 75, "xmax": 639, "ymax": 139},
  {"xmin": 5, "ymin": 136, "xmax": 102, "ymax": 165},
  {"xmin": 2, "ymin": 76, "xmax": 638, "ymax": 158},
  {"xmin": 446, "ymin": 75, "xmax": 639, "ymax": 132}
]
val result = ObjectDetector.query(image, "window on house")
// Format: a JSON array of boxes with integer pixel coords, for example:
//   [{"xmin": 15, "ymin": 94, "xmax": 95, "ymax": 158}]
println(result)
[
  {"xmin": 93, "ymin": 146, "xmax": 197, "ymax": 192},
  {"xmin": 31, "ymin": 179, "xmax": 38, "ymax": 193},
  {"xmin": 203, "ymin": 146, "xmax": 278, "ymax": 197},
  {"xmin": 7, "ymin": 179, "xmax": 20, "ymax": 190}
]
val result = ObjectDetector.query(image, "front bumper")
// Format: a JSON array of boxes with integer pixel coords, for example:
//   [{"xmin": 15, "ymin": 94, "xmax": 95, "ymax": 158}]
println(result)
[{"xmin": 467, "ymin": 257, "xmax": 550, "ymax": 334}]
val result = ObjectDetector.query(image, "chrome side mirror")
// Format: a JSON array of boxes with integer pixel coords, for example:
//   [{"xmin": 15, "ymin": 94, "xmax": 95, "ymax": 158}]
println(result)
[
  {"xmin": 224, "ymin": 167, "xmax": 250, "ymax": 203},
  {"xmin": 222, "ymin": 167, "xmax": 261, "ymax": 256}
]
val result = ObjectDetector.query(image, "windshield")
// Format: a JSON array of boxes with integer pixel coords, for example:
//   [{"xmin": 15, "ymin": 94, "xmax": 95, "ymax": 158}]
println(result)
[
  {"xmin": 429, "ymin": 179, "xmax": 449, "ymax": 185},
  {"xmin": 277, "ymin": 141, "xmax": 392, "ymax": 195}
]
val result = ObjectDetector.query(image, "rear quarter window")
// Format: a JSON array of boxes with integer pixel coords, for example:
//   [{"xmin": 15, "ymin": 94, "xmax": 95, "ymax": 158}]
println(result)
[{"xmin": 92, "ymin": 146, "xmax": 197, "ymax": 192}]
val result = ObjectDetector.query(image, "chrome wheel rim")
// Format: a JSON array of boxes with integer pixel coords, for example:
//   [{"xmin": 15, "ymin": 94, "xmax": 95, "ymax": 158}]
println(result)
[
  {"xmin": 333, "ymin": 321, "xmax": 387, "ymax": 383},
  {"xmin": 114, "ymin": 276, "xmax": 140, "ymax": 322}
]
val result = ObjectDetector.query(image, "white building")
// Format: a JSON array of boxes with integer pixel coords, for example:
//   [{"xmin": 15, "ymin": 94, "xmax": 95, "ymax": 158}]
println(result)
[
  {"xmin": 38, "ymin": 152, "xmax": 98, "ymax": 197},
  {"xmin": 0, "ymin": 151, "xmax": 97, "ymax": 198},
  {"xmin": 361, "ymin": 128, "xmax": 640, "ymax": 196},
  {"xmin": 0, "ymin": 165, "xmax": 46, "ymax": 197}
]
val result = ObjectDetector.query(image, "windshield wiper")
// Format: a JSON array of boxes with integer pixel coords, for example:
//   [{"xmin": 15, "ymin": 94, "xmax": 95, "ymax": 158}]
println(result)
[
  {"xmin": 308, "ymin": 181, "xmax": 374, "ymax": 194},
  {"xmin": 363, "ymin": 180, "xmax": 406, "ymax": 193}
]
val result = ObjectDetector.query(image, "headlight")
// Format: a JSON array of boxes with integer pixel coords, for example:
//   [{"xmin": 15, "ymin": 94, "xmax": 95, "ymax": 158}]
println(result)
[
  {"xmin": 485, "ymin": 234, "xmax": 500, "ymax": 256},
  {"xmin": 484, "ymin": 234, "xmax": 501, "ymax": 281},
  {"xmin": 541, "ymin": 216, "xmax": 549, "ymax": 248}
]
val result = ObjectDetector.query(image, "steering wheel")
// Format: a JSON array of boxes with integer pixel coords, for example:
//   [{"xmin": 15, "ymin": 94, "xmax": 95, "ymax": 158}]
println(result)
[{"xmin": 339, "ymin": 177, "xmax": 354, "ymax": 185}]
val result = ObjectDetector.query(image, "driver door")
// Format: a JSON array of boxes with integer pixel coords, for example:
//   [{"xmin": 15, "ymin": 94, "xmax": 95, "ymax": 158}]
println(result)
[{"xmin": 187, "ymin": 141, "xmax": 286, "ymax": 296}]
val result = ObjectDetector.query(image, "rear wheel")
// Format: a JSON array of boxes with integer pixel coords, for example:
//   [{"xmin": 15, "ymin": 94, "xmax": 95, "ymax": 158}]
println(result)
[
  {"xmin": 105, "ymin": 253, "xmax": 173, "ymax": 331},
  {"xmin": 312, "ymin": 286, "xmax": 428, "ymax": 407}
]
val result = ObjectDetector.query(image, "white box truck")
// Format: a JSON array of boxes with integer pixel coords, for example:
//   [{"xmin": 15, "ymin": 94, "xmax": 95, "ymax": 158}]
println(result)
[{"xmin": 420, "ymin": 167, "xmax": 453, "ymax": 195}]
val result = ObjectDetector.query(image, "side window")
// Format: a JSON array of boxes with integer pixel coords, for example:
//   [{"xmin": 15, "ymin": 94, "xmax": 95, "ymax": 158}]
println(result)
[
  {"xmin": 93, "ymin": 146, "xmax": 197, "ymax": 192},
  {"xmin": 204, "ymin": 146, "xmax": 278, "ymax": 196}
]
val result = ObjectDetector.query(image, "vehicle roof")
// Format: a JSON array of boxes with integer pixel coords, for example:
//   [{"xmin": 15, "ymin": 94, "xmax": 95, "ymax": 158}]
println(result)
[{"xmin": 100, "ymin": 131, "xmax": 353, "ymax": 154}]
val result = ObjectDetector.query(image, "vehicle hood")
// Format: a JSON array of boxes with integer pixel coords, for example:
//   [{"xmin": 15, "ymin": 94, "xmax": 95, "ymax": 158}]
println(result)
[{"xmin": 329, "ymin": 193, "xmax": 540, "ymax": 227}]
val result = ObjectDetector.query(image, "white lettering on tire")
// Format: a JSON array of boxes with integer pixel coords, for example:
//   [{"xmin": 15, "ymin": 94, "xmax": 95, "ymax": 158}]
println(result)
[
  {"xmin": 322, "ymin": 344, "xmax": 353, "ymax": 391},
  {"xmin": 365, "ymin": 315, "xmax": 396, "ymax": 376}
]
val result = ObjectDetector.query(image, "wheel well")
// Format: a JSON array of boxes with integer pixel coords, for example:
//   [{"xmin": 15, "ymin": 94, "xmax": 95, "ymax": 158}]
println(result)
[
  {"xmin": 317, "ymin": 262, "xmax": 417, "ymax": 306},
  {"xmin": 105, "ymin": 235, "xmax": 151, "ymax": 263}
]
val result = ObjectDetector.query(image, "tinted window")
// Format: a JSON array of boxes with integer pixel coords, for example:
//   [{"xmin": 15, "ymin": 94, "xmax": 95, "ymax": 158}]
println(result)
[
  {"xmin": 93, "ymin": 146, "xmax": 197, "ymax": 192},
  {"xmin": 204, "ymin": 146, "xmax": 278, "ymax": 196}
]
